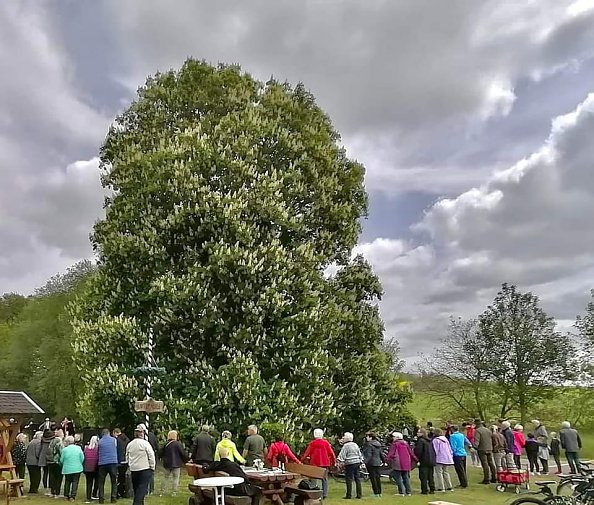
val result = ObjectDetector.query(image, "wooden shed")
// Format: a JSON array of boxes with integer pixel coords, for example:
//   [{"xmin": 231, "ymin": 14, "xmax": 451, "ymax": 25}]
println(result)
[{"xmin": 0, "ymin": 391, "xmax": 44, "ymax": 483}]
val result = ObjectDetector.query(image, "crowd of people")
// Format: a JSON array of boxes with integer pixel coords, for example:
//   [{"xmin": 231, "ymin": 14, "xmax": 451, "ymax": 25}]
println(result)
[
  {"xmin": 331, "ymin": 418, "xmax": 585, "ymax": 498},
  {"xmin": 9, "ymin": 417, "xmax": 585, "ymax": 502}
]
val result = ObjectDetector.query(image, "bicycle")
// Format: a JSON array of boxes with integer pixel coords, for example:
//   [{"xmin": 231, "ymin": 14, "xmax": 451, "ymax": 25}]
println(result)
[{"xmin": 557, "ymin": 463, "xmax": 594, "ymax": 497}]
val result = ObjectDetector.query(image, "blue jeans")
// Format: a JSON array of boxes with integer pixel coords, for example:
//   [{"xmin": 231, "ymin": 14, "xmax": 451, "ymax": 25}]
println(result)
[
  {"xmin": 318, "ymin": 478, "xmax": 328, "ymax": 498},
  {"xmin": 390, "ymin": 470, "xmax": 411, "ymax": 495},
  {"xmin": 344, "ymin": 464, "xmax": 362, "ymax": 498}
]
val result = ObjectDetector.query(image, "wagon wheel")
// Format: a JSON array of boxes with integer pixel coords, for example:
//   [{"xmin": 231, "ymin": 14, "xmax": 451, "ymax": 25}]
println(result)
[{"xmin": 496, "ymin": 484, "xmax": 506, "ymax": 492}]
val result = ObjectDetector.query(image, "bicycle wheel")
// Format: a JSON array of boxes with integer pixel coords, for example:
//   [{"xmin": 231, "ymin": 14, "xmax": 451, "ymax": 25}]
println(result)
[
  {"xmin": 557, "ymin": 478, "xmax": 587, "ymax": 496},
  {"xmin": 509, "ymin": 497, "xmax": 549, "ymax": 505}
]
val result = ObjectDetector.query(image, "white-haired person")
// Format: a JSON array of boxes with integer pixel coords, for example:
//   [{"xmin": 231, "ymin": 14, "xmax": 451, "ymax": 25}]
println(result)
[
  {"xmin": 11, "ymin": 433, "xmax": 28, "ymax": 480},
  {"xmin": 61, "ymin": 435, "xmax": 84, "ymax": 502},
  {"xmin": 337, "ymin": 432, "xmax": 364, "ymax": 499},
  {"xmin": 215, "ymin": 431, "xmax": 245, "ymax": 464},
  {"xmin": 243, "ymin": 425, "xmax": 267, "ymax": 467},
  {"xmin": 387, "ymin": 431, "xmax": 416, "ymax": 496},
  {"xmin": 301, "ymin": 429, "xmax": 336, "ymax": 499},
  {"xmin": 560, "ymin": 421, "xmax": 582, "ymax": 474},
  {"xmin": 26, "ymin": 431, "xmax": 43, "ymax": 493}
]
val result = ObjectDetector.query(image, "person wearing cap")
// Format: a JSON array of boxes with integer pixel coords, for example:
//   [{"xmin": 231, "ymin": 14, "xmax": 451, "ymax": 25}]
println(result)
[
  {"xmin": 126, "ymin": 426, "xmax": 156, "ymax": 505},
  {"xmin": 300, "ymin": 429, "xmax": 336, "ymax": 499},
  {"xmin": 387, "ymin": 432, "xmax": 416, "ymax": 496}
]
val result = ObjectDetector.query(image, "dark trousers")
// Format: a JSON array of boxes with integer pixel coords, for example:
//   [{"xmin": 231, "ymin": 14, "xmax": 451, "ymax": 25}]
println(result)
[
  {"xmin": 64, "ymin": 473, "xmax": 81, "ymax": 499},
  {"xmin": 98, "ymin": 464, "xmax": 118, "ymax": 503},
  {"xmin": 48, "ymin": 463, "xmax": 63, "ymax": 496},
  {"xmin": 514, "ymin": 455, "xmax": 522, "ymax": 469},
  {"xmin": 527, "ymin": 453, "xmax": 539, "ymax": 473},
  {"xmin": 566, "ymin": 452, "xmax": 580, "ymax": 474},
  {"xmin": 117, "ymin": 464, "xmax": 129, "ymax": 498},
  {"xmin": 131, "ymin": 469, "xmax": 153, "ymax": 505},
  {"xmin": 453, "ymin": 456, "xmax": 468, "ymax": 488},
  {"xmin": 419, "ymin": 465, "xmax": 435, "ymax": 494},
  {"xmin": 85, "ymin": 471, "xmax": 99, "ymax": 500},
  {"xmin": 15, "ymin": 464, "xmax": 25, "ymax": 479},
  {"xmin": 344, "ymin": 464, "xmax": 362, "ymax": 498},
  {"xmin": 539, "ymin": 458, "xmax": 549, "ymax": 474},
  {"xmin": 478, "ymin": 451, "xmax": 497, "ymax": 483},
  {"xmin": 553, "ymin": 454, "xmax": 562, "ymax": 473},
  {"xmin": 367, "ymin": 466, "xmax": 382, "ymax": 495},
  {"xmin": 28, "ymin": 465, "xmax": 42, "ymax": 493},
  {"xmin": 42, "ymin": 466, "xmax": 49, "ymax": 489}
]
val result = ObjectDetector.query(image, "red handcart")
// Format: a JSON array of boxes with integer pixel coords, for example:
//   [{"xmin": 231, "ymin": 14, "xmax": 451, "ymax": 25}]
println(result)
[{"xmin": 495, "ymin": 468, "xmax": 530, "ymax": 494}]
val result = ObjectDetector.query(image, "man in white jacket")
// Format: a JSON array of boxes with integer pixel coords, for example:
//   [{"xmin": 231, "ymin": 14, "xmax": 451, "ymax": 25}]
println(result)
[{"xmin": 126, "ymin": 426, "xmax": 156, "ymax": 505}]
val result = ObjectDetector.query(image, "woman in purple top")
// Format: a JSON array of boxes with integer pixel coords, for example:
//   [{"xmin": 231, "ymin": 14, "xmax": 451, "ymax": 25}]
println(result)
[
  {"xmin": 432, "ymin": 429, "xmax": 454, "ymax": 491},
  {"xmin": 83, "ymin": 436, "xmax": 99, "ymax": 503},
  {"xmin": 387, "ymin": 432, "xmax": 417, "ymax": 496}
]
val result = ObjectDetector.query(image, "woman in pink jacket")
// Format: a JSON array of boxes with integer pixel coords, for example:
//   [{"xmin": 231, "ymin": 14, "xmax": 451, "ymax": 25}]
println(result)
[{"xmin": 387, "ymin": 432, "xmax": 417, "ymax": 496}]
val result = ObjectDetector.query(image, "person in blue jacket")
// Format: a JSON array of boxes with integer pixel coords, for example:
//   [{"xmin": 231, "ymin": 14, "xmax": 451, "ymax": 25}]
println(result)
[
  {"xmin": 97, "ymin": 429, "xmax": 119, "ymax": 503},
  {"xmin": 448, "ymin": 425, "xmax": 471, "ymax": 488}
]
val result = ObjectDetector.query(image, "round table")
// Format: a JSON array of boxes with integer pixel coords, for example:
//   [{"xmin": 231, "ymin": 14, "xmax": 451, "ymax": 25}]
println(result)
[{"xmin": 193, "ymin": 476, "xmax": 245, "ymax": 505}]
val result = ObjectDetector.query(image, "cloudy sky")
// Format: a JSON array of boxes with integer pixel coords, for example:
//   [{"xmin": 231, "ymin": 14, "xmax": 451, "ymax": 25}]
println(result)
[{"xmin": 2, "ymin": 0, "xmax": 594, "ymax": 359}]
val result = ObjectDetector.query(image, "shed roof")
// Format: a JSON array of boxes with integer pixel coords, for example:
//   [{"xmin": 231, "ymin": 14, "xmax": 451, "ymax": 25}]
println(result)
[{"xmin": 0, "ymin": 391, "xmax": 45, "ymax": 415}]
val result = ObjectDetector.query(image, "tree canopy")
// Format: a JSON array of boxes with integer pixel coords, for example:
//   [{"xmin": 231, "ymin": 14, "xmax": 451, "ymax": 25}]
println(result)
[{"xmin": 72, "ymin": 59, "xmax": 408, "ymax": 439}]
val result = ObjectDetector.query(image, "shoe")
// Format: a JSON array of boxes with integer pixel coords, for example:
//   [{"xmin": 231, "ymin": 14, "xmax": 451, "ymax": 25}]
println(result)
[
  {"xmin": 92, "ymin": 498, "xmax": 99, "ymax": 501},
  {"xmin": 420, "ymin": 492, "xmax": 428, "ymax": 495},
  {"xmin": 342, "ymin": 497, "xmax": 352, "ymax": 500},
  {"xmin": 85, "ymin": 501, "xmax": 91, "ymax": 504},
  {"xmin": 447, "ymin": 488, "xmax": 454, "ymax": 491}
]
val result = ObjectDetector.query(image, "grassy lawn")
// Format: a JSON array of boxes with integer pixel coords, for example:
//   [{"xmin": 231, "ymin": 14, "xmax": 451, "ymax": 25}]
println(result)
[{"xmin": 12, "ymin": 466, "xmax": 562, "ymax": 505}]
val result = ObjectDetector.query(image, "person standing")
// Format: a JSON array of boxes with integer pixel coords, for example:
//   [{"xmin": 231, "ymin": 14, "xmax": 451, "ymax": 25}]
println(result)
[
  {"xmin": 190, "ymin": 426, "xmax": 215, "ymax": 464},
  {"xmin": 48, "ymin": 429, "xmax": 64, "ymax": 497},
  {"xmin": 432, "ymin": 429, "xmax": 454, "ymax": 492},
  {"xmin": 62, "ymin": 417, "xmax": 76, "ymax": 437},
  {"xmin": 362, "ymin": 432, "xmax": 384, "ymax": 497},
  {"xmin": 448, "ymin": 426, "xmax": 470, "ymax": 488},
  {"xmin": 414, "ymin": 428, "xmax": 436, "ymax": 495},
  {"xmin": 300, "ymin": 429, "xmax": 336, "ymax": 499},
  {"xmin": 215, "ymin": 431, "xmax": 246, "ymax": 463},
  {"xmin": 126, "ymin": 426, "xmax": 156, "ymax": 505},
  {"xmin": 387, "ymin": 432, "xmax": 416, "ymax": 496},
  {"xmin": 61, "ymin": 436, "xmax": 84, "ymax": 501},
  {"xmin": 97, "ymin": 428, "xmax": 119, "ymax": 504},
  {"xmin": 474, "ymin": 421, "xmax": 497, "ymax": 484},
  {"xmin": 513, "ymin": 425, "xmax": 526, "ymax": 469},
  {"xmin": 160, "ymin": 431, "xmax": 189, "ymax": 496},
  {"xmin": 26, "ymin": 431, "xmax": 43, "ymax": 493},
  {"xmin": 39, "ymin": 429, "xmax": 55, "ymax": 494},
  {"xmin": 491, "ymin": 425, "xmax": 507, "ymax": 470},
  {"xmin": 500, "ymin": 422, "xmax": 516, "ymax": 469},
  {"xmin": 532, "ymin": 420, "xmax": 549, "ymax": 474},
  {"xmin": 11, "ymin": 433, "xmax": 27, "ymax": 479},
  {"xmin": 113, "ymin": 429, "xmax": 130, "ymax": 499},
  {"xmin": 550, "ymin": 432, "xmax": 562, "ymax": 474},
  {"xmin": 525, "ymin": 434, "xmax": 540, "ymax": 475},
  {"xmin": 83, "ymin": 436, "xmax": 100, "ymax": 503},
  {"xmin": 464, "ymin": 422, "xmax": 479, "ymax": 467},
  {"xmin": 243, "ymin": 425, "xmax": 266, "ymax": 466},
  {"xmin": 266, "ymin": 435, "xmax": 300, "ymax": 469},
  {"xmin": 560, "ymin": 421, "xmax": 582, "ymax": 474},
  {"xmin": 337, "ymin": 432, "xmax": 363, "ymax": 500}
]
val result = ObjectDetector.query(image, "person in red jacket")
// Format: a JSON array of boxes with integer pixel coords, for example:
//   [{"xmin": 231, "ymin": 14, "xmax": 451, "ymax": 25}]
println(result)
[
  {"xmin": 267, "ymin": 435, "xmax": 300, "ymax": 468},
  {"xmin": 301, "ymin": 429, "xmax": 336, "ymax": 499}
]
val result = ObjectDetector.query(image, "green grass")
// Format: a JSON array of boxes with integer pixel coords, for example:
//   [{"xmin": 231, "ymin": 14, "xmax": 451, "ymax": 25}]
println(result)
[{"xmin": 15, "ymin": 466, "xmax": 570, "ymax": 505}]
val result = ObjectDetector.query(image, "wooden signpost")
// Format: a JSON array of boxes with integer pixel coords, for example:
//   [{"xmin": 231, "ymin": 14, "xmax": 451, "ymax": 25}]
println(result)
[{"xmin": 134, "ymin": 398, "xmax": 165, "ymax": 414}]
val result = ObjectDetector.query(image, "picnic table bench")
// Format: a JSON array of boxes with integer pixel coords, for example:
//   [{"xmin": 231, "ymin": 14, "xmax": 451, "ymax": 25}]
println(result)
[{"xmin": 284, "ymin": 463, "xmax": 325, "ymax": 505}]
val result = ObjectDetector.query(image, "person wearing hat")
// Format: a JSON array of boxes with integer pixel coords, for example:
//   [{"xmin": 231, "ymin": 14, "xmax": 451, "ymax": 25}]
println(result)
[
  {"xmin": 387, "ymin": 431, "xmax": 416, "ymax": 496},
  {"xmin": 126, "ymin": 426, "xmax": 156, "ymax": 505}
]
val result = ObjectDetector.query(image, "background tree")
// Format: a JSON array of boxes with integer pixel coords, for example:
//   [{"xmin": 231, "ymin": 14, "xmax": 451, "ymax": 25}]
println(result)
[
  {"xmin": 418, "ymin": 318, "xmax": 501, "ymax": 421},
  {"xmin": 0, "ymin": 262, "xmax": 91, "ymax": 418},
  {"xmin": 576, "ymin": 290, "xmax": 594, "ymax": 344},
  {"xmin": 478, "ymin": 283, "xmax": 575, "ymax": 424},
  {"xmin": 72, "ymin": 60, "xmax": 408, "ymax": 438}
]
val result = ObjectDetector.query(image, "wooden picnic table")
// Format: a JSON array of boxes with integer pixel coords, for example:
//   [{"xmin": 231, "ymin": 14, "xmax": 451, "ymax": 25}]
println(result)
[{"xmin": 243, "ymin": 469, "xmax": 299, "ymax": 505}]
